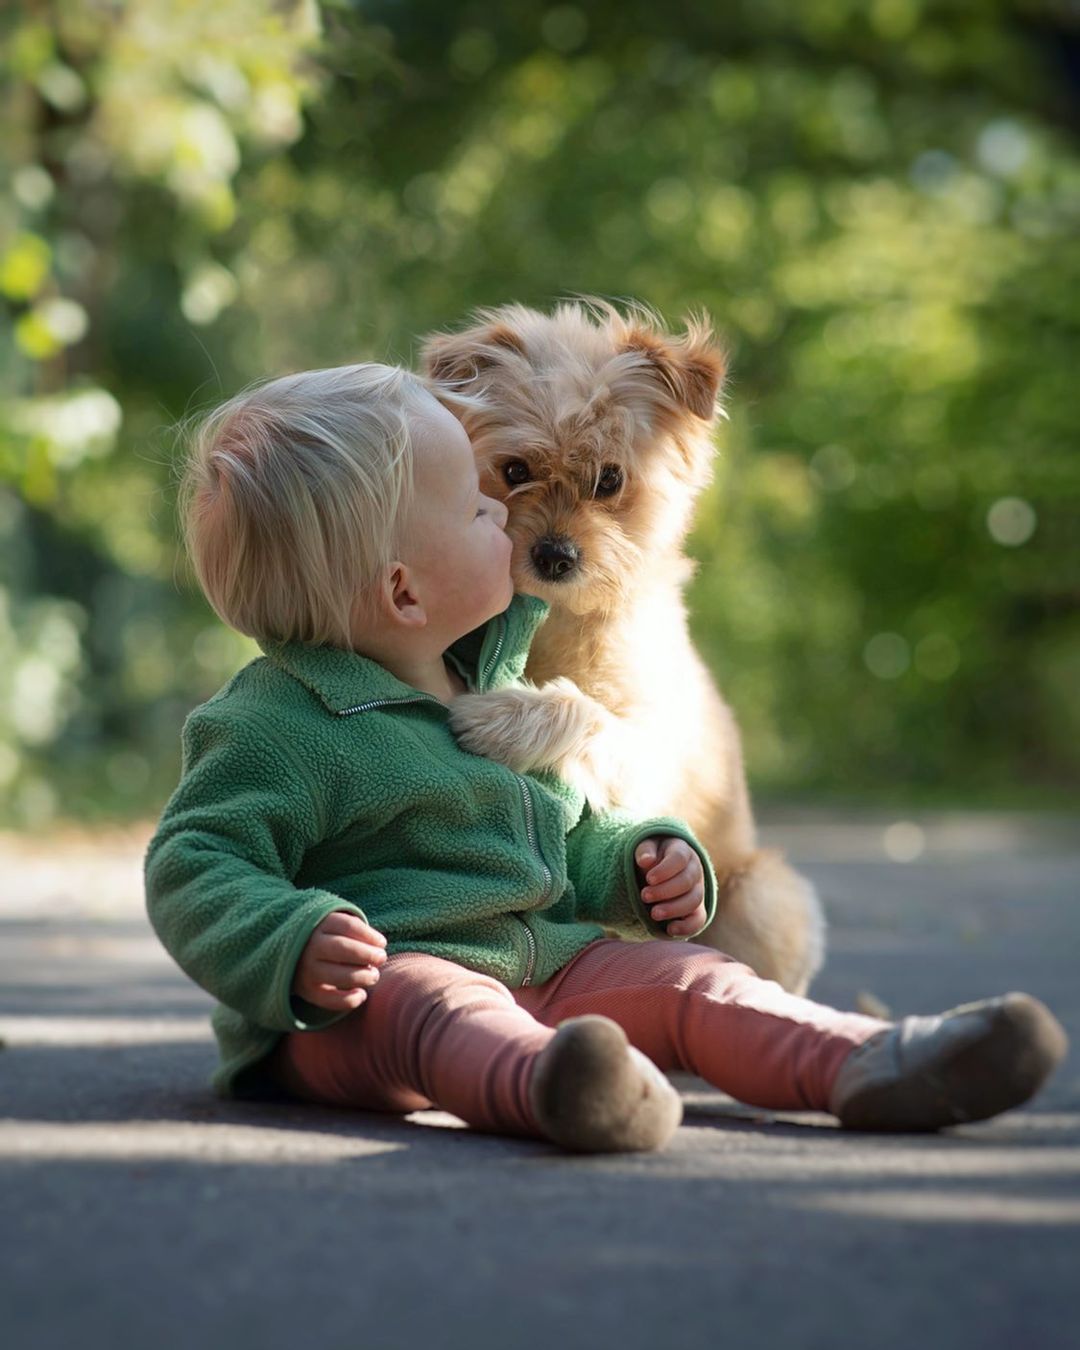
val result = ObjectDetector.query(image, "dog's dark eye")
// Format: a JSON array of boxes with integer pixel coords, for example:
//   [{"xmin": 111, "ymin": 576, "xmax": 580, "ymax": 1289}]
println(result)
[
  {"xmin": 594, "ymin": 465, "xmax": 623, "ymax": 498},
  {"xmin": 503, "ymin": 460, "xmax": 531, "ymax": 487}
]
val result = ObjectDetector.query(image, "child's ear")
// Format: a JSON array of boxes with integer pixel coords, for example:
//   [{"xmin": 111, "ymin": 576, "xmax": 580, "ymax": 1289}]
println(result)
[
  {"xmin": 386, "ymin": 563, "xmax": 427, "ymax": 629},
  {"xmin": 421, "ymin": 322, "xmax": 527, "ymax": 388}
]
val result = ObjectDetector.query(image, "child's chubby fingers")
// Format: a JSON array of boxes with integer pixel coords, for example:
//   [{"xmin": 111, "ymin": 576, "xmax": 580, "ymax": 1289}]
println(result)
[
  {"xmin": 318, "ymin": 910, "xmax": 387, "ymax": 950},
  {"xmin": 642, "ymin": 837, "xmax": 694, "ymax": 886},
  {"xmin": 642, "ymin": 869, "xmax": 697, "ymax": 904},
  {"xmin": 642, "ymin": 858, "xmax": 704, "ymax": 905},
  {"xmin": 648, "ymin": 881, "xmax": 706, "ymax": 922},
  {"xmin": 634, "ymin": 839, "xmax": 660, "ymax": 875},
  {"xmin": 305, "ymin": 984, "xmax": 370, "ymax": 1013},
  {"xmin": 315, "ymin": 932, "xmax": 388, "ymax": 969},
  {"xmin": 310, "ymin": 913, "xmax": 388, "ymax": 969},
  {"xmin": 664, "ymin": 903, "xmax": 709, "ymax": 938},
  {"xmin": 309, "ymin": 960, "xmax": 383, "ymax": 992},
  {"xmin": 294, "ymin": 911, "xmax": 388, "ymax": 1008}
]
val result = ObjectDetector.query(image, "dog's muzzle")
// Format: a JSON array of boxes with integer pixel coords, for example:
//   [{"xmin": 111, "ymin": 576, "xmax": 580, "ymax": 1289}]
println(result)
[{"xmin": 531, "ymin": 536, "xmax": 580, "ymax": 581}]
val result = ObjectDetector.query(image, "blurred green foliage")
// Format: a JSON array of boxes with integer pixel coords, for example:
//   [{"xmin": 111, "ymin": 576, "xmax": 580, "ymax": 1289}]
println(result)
[{"xmin": 1, "ymin": 0, "xmax": 1078, "ymax": 826}]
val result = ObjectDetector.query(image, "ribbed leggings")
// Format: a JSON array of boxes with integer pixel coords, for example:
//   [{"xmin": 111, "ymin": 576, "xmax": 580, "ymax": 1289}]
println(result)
[{"xmin": 268, "ymin": 938, "xmax": 888, "ymax": 1136}]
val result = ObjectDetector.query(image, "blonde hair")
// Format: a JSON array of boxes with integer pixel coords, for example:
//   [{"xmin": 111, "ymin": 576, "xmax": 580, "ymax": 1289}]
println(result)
[{"xmin": 179, "ymin": 363, "xmax": 432, "ymax": 647}]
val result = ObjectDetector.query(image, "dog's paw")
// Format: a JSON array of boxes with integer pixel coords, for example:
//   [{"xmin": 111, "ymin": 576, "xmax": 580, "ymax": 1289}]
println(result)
[
  {"xmin": 448, "ymin": 679, "xmax": 608, "ymax": 778},
  {"xmin": 448, "ymin": 689, "xmax": 539, "ymax": 772}
]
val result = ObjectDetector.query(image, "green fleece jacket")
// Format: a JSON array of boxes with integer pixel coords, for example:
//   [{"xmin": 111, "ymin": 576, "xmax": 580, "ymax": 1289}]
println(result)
[{"xmin": 144, "ymin": 593, "xmax": 717, "ymax": 1098}]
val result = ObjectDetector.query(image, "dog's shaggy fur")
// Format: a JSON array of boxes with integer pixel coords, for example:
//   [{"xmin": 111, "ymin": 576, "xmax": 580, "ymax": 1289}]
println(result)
[{"xmin": 422, "ymin": 300, "xmax": 825, "ymax": 994}]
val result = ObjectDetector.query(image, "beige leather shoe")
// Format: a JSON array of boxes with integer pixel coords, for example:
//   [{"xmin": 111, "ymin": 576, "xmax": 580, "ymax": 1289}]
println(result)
[
  {"xmin": 530, "ymin": 1015, "xmax": 683, "ymax": 1153},
  {"xmin": 830, "ymin": 992, "xmax": 1068, "ymax": 1131}
]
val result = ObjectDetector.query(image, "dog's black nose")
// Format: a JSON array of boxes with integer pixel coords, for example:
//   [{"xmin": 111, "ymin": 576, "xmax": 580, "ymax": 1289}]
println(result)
[{"xmin": 531, "ymin": 536, "xmax": 580, "ymax": 581}]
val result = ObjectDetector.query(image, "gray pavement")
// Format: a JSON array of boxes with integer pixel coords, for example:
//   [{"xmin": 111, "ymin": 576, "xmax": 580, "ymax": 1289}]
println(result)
[{"xmin": 2, "ymin": 811, "xmax": 1078, "ymax": 1350}]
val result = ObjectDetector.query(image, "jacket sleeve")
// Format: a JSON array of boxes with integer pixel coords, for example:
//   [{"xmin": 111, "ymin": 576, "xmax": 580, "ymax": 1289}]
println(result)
[
  {"xmin": 144, "ymin": 706, "xmax": 366, "ymax": 1034},
  {"xmin": 562, "ymin": 803, "xmax": 718, "ymax": 941}
]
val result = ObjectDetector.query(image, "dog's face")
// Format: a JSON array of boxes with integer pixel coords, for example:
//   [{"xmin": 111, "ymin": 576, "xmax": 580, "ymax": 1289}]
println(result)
[{"xmin": 421, "ymin": 301, "xmax": 728, "ymax": 617}]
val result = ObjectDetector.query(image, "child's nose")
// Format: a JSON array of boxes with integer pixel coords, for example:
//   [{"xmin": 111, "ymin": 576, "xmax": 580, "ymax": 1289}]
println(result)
[{"xmin": 489, "ymin": 496, "xmax": 509, "ymax": 529}]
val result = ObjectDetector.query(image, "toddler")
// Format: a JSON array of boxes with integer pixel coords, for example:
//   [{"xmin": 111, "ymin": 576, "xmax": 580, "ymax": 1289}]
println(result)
[{"xmin": 146, "ymin": 363, "xmax": 1067, "ymax": 1151}]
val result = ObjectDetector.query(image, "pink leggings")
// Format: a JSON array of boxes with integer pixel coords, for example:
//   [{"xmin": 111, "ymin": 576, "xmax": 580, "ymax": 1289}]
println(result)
[{"xmin": 268, "ymin": 938, "xmax": 888, "ymax": 1137}]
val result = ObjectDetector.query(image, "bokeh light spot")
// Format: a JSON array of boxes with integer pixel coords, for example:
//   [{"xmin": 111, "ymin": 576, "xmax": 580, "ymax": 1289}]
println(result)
[
  {"xmin": 883, "ymin": 821, "xmax": 926, "ymax": 862},
  {"xmin": 647, "ymin": 177, "xmax": 694, "ymax": 227},
  {"xmin": 977, "ymin": 119, "xmax": 1030, "ymax": 178},
  {"xmin": 987, "ymin": 497, "xmax": 1036, "ymax": 547},
  {"xmin": 809, "ymin": 444, "xmax": 857, "ymax": 491},
  {"xmin": 864, "ymin": 632, "xmax": 911, "ymax": 679}
]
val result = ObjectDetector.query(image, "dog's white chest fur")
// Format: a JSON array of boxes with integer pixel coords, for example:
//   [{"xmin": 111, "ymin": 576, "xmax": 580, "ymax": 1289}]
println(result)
[{"xmin": 522, "ymin": 583, "xmax": 737, "ymax": 822}]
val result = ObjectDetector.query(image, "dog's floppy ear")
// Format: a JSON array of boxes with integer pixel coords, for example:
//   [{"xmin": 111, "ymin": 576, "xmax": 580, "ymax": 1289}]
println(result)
[
  {"xmin": 422, "ymin": 323, "xmax": 527, "ymax": 387},
  {"xmin": 620, "ymin": 317, "xmax": 727, "ymax": 421}
]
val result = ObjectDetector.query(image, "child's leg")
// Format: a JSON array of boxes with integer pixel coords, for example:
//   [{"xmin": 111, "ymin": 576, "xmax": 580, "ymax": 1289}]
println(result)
[
  {"xmin": 516, "ymin": 938, "xmax": 889, "ymax": 1112},
  {"xmin": 269, "ymin": 951, "xmax": 552, "ymax": 1135}
]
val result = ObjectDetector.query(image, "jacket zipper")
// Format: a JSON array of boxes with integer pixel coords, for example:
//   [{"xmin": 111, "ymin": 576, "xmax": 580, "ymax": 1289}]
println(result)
[
  {"xmin": 337, "ymin": 608, "xmax": 507, "ymax": 714},
  {"xmin": 335, "ymin": 695, "xmax": 441, "ymax": 717},
  {"xmin": 514, "ymin": 773, "xmax": 552, "ymax": 987},
  {"xmin": 479, "ymin": 616, "xmax": 507, "ymax": 691},
  {"xmin": 514, "ymin": 915, "xmax": 538, "ymax": 988}
]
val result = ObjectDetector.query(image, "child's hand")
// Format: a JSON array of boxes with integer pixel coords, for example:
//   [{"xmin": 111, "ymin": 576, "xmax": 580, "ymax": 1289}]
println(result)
[
  {"xmin": 292, "ymin": 911, "xmax": 388, "ymax": 1013},
  {"xmin": 635, "ymin": 837, "xmax": 708, "ymax": 937}
]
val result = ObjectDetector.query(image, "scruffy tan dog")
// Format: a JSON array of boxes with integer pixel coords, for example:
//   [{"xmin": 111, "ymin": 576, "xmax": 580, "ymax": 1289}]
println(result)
[{"xmin": 421, "ymin": 300, "xmax": 825, "ymax": 994}]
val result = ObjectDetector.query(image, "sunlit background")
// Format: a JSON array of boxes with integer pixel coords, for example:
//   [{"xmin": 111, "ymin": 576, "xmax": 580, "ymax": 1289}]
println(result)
[{"xmin": 1, "ymin": 0, "xmax": 1078, "ymax": 829}]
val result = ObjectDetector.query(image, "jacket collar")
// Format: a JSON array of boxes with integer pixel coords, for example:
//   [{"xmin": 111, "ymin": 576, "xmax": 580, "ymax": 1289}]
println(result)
[{"xmin": 259, "ymin": 593, "xmax": 550, "ymax": 717}]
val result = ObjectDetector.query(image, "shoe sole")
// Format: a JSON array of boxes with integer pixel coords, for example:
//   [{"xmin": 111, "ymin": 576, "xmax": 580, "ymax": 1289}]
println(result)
[
  {"xmin": 840, "ymin": 993, "xmax": 1068, "ymax": 1132},
  {"xmin": 531, "ymin": 1015, "xmax": 682, "ymax": 1153}
]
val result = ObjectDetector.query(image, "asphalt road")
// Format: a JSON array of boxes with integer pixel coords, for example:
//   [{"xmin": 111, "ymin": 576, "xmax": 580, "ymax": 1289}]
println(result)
[{"xmin": 2, "ymin": 811, "xmax": 1078, "ymax": 1350}]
